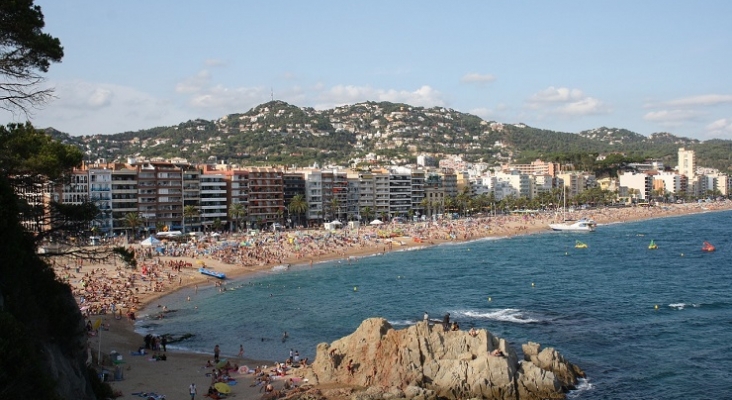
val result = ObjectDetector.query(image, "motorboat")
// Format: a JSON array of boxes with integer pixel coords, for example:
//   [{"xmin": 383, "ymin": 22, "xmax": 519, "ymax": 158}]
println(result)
[
  {"xmin": 702, "ymin": 241, "xmax": 715, "ymax": 252},
  {"xmin": 549, "ymin": 218, "xmax": 597, "ymax": 232}
]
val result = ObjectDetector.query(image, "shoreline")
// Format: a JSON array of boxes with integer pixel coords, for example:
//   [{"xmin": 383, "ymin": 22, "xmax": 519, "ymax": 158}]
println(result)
[{"xmin": 67, "ymin": 201, "xmax": 732, "ymax": 398}]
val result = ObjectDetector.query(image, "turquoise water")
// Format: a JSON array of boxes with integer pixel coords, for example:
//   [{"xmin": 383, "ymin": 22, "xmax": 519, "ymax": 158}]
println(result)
[{"xmin": 139, "ymin": 211, "xmax": 732, "ymax": 399}]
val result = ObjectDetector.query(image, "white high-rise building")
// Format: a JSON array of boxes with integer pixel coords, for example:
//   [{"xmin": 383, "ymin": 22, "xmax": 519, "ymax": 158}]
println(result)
[{"xmin": 678, "ymin": 148, "xmax": 696, "ymax": 178}]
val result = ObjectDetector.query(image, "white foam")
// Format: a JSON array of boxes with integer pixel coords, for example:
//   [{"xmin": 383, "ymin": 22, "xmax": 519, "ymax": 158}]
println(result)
[
  {"xmin": 386, "ymin": 319, "xmax": 415, "ymax": 326},
  {"xmin": 461, "ymin": 308, "xmax": 539, "ymax": 324},
  {"xmin": 567, "ymin": 377, "xmax": 593, "ymax": 398},
  {"xmin": 668, "ymin": 303, "xmax": 699, "ymax": 310}
]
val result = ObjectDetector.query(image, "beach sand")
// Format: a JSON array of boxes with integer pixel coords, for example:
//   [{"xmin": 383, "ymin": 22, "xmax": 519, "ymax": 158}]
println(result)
[{"xmin": 71, "ymin": 201, "xmax": 732, "ymax": 399}]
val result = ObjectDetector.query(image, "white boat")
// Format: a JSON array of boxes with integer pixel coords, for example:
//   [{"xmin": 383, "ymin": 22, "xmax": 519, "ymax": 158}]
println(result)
[
  {"xmin": 550, "ymin": 218, "xmax": 597, "ymax": 232},
  {"xmin": 549, "ymin": 186, "xmax": 596, "ymax": 232}
]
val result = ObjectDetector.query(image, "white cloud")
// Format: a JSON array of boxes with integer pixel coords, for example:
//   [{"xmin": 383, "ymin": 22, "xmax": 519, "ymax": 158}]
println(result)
[
  {"xmin": 87, "ymin": 87, "xmax": 113, "ymax": 108},
  {"xmin": 705, "ymin": 118, "xmax": 732, "ymax": 138},
  {"xmin": 556, "ymin": 97, "xmax": 607, "ymax": 116},
  {"xmin": 15, "ymin": 79, "xmax": 189, "ymax": 136},
  {"xmin": 643, "ymin": 109, "xmax": 700, "ymax": 123},
  {"xmin": 526, "ymin": 86, "xmax": 607, "ymax": 117},
  {"xmin": 175, "ymin": 70, "xmax": 212, "ymax": 94},
  {"xmin": 188, "ymin": 84, "xmax": 266, "ymax": 110},
  {"xmin": 460, "ymin": 73, "xmax": 496, "ymax": 84},
  {"xmin": 314, "ymin": 85, "xmax": 445, "ymax": 109},
  {"xmin": 204, "ymin": 59, "xmax": 227, "ymax": 67},
  {"xmin": 666, "ymin": 94, "xmax": 732, "ymax": 107},
  {"xmin": 468, "ymin": 107, "xmax": 493, "ymax": 119},
  {"xmin": 529, "ymin": 86, "xmax": 584, "ymax": 103}
]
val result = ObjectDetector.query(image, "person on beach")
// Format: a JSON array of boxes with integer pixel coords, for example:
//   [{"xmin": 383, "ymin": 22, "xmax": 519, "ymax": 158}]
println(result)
[
  {"xmin": 189, "ymin": 382, "xmax": 197, "ymax": 400},
  {"xmin": 214, "ymin": 344, "xmax": 220, "ymax": 362},
  {"xmin": 238, "ymin": 344, "xmax": 244, "ymax": 357}
]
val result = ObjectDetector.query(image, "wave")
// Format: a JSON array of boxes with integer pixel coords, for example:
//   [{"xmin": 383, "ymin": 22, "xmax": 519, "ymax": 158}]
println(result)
[
  {"xmin": 460, "ymin": 308, "xmax": 540, "ymax": 324},
  {"xmin": 567, "ymin": 377, "xmax": 593, "ymax": 398},
  {"xmin": 668, "ymin": 303, "xmax": 699, "ymax": 310},
  {"xmin": 386, "ymin": 319, "xmax": 416, "ymax": 327}
]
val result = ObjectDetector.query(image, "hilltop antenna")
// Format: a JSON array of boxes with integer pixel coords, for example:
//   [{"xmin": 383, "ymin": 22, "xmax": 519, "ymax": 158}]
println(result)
[{"xmin": 271, "ymin": 87, "xmax": 274, "ymax": 102}]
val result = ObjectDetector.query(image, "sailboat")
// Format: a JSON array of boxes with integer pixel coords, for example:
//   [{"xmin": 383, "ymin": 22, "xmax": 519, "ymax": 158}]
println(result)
[
  {"xmin": 549, "ymin": 186, "xmax": 596, "ymax": 232},
  {"xmin": 575, "ymin": 240, "xmax": 588, "ymax": 249},
  {"xmin": 648, "ymin": 240, "xmax": 658, "ymax": 250}
]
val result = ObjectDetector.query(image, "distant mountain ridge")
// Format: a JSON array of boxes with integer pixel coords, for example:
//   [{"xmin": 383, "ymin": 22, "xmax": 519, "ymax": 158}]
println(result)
[{"xmin": 43, "ymin": 100, "xmax": 732, "ymax": 172}]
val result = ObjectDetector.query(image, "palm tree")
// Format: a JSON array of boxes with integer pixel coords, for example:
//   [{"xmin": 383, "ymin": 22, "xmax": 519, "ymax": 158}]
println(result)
[
  {"xmin": 288, "ymin": 194, "xmax": 308, "ymax": 227},
  {"xmin": 183, "ymin": 205, "xmax": 199, "ymax": 234},
  {"xmin": 123, "ymin": 212, "xmax": 142, "ymax": 240},
  {"xmin": 228, "ymin": 202, "xmax": 246, "ymax": 233},
  {"xmin": 419, "ymin": 198, "xmax": 431, "ymax": 218},
  {"xmin": 360, "ymin": 206, "xmax": 373, "ymax": 223},
  {"xmin": 444, "ymin": 196, "xmax": 456, "ymax": 216},
  {"xmin": 329, "ymin": 197, "xmax": 341, "ymax": 221}
]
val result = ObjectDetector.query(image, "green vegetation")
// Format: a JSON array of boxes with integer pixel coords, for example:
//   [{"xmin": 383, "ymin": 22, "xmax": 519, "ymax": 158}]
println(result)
[{"xmin": 46, "ymin": 100, "xmax": 732, "ymax": 173}]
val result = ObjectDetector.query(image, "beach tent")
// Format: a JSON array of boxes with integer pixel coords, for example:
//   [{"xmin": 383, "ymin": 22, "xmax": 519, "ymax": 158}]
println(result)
[
  {"xmin": 370, "ymin": 219, "xmax": 383, "ymax": 225},
  {"xmin": 140, "ymin": 236, "xmax": 162, "ymax": 246},
  {"xmin": 330, "ymin": 220, "xmax": 343, "ymax": 225}
]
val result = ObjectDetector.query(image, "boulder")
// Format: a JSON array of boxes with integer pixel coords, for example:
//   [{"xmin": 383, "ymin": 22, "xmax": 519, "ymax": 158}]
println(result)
[{"xmin": 299, "ymin": 318, "xmax": 584, "ymax": 400}]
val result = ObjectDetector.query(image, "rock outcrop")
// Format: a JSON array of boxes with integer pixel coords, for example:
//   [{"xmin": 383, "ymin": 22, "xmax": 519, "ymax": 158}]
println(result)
[{"xmin": 297, "ymin": 318, "xmax": 584, "ymax": 400}]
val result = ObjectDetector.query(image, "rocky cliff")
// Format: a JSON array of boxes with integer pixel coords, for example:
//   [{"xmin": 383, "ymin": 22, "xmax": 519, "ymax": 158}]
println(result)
[
  {"xmin": 0, "ymin": 178, "xmax": 97, "ymax": 400},
  {"xmin": 297, "ymin": 318, "xmax": 584, "ymax": 400}
]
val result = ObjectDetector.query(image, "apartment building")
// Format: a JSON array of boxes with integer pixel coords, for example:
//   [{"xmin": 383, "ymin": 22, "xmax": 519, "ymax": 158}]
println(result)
[
  {"xmin": 199, "ymin": 173, "xmax": 227, "ymax": 229},
  {"xmin": 388, "ymin": 167, "xmax": 412, "ymax": 218},
  {"xmin": 88, "ymin": 166, "xmax": 113, "ymax": 234},
  {"xmin": 246, "ymin": 167, "xmax": 284, "ymax": 226},
  {"xmin": 136, "ymin": 162, "xmax": 184, "ymax": 232},
  {"xmin": 110, "ymin": 164, "xmax": 138, "ymax": 237}
]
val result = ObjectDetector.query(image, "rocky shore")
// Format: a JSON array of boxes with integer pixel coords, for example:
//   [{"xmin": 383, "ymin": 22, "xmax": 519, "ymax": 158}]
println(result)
[{"xmin": 294, "ymin": 318, "xmax": 584, "ymax": 400}]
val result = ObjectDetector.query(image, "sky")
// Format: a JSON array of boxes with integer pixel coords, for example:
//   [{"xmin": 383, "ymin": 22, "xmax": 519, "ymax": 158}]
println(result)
[{"xmin": 3, "ymin": 1, "xmax": 732, "ymax": 140}]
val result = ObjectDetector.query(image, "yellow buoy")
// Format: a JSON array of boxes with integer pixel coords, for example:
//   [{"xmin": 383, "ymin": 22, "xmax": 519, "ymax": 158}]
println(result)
[
  {"xmin": 353, "ymin": 286, "xmax": 358, "ymax": 292},
  {"xmin": 531, "ymin": 282, "xmax": 535, "ymax": 287},
  {"xmin": 654, "ymin": 304, "xmax": 659, "ymax": 309},
  {"xmin": 488, "ymin": 297, "xmax": 492, "ymax": 302}
]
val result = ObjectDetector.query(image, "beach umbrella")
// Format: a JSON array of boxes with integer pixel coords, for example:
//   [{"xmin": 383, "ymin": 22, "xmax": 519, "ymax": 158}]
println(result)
[
  {"xmin": 370, "ymin": 219, "xmax": 383, "ymax": 225},
  {"xmin": 215, "ymin": 358, "xmax": 228, "ymax": 369},
  {"xmin": 214, "ymin": 382, "xmax": 231, "ymax": 394},
  {"xmin": 331, "ymin": 220, "xmax": 343, "ymax": 225}
]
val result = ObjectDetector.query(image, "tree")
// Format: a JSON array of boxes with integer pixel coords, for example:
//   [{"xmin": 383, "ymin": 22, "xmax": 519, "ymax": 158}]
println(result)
[
  {"xmin": 329, "ymin": 197, "xmax": 340, "ymax": 221},
  {"xmin": 182, "ymin": 205, "xmax": 199, "ymax": 233},
  {"xmin": 0, "ymin": 0, "xmax": 64, "ymax": 114},
  {"xmin": 228, "ymin": 202, "xmax": 246, "ymax": 232},
  {"xmin": 360, "ymin": 206, "xmax": 373, "ymax": 222},
  {"xmin": 0, "ymin": 122, "xmax": 103, "ymax": 254},
  {"xmin": 287, "ymin": 194, "xmax": 308, "ymax": 227},
  {"xmin": 123, "ymin": 212, "xmax": 142, "ymax": 240}
]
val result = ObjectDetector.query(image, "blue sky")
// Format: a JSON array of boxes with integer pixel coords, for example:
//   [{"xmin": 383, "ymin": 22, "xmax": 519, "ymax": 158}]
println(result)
[{"xmin": 3, "ymin": 1, "xmax": 732, "ymax": 140}]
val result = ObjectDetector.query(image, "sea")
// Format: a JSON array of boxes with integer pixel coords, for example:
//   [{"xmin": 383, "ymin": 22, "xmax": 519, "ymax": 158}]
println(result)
[{"xmin": 137, "ymin": 210, "xmax": 732, "ymax": 400}]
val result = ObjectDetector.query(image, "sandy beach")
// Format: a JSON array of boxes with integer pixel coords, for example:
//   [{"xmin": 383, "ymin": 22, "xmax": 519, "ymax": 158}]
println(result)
[{"xmin": 60, "ymin": 201, "xmax": 732, "ymax": 399}]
